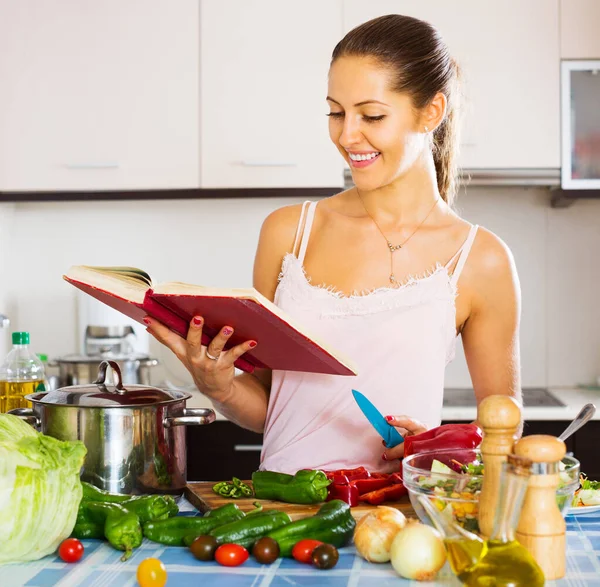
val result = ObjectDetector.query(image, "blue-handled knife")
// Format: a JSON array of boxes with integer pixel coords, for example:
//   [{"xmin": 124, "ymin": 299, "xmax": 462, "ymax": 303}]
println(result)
[{"xmin": 352, "ymin": 389, "xmax": 404, "ymax": 448}]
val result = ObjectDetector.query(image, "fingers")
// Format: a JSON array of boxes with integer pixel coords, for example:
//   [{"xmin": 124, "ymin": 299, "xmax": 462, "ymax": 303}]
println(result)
[
  {"xmin": 206, "ymin": 326, "xmax": 234, "ymax": 359},
  {"xmin": 187, "ymin": 315, "xmax": 204, "ymax": 348},
  {"xmin": 144, "ymin": 316, "xmax": 187, "ymax": 358},
  {"xmin": 226, "ymin": 339, "xmax": 258, "ymax": 364},
  {"xmin": 385, "ymin": 415, "xmax": 428, "ymax": 436},
  {"xmin": 383, "ymin": 442, "xmax": 405, "ymax": 461}
]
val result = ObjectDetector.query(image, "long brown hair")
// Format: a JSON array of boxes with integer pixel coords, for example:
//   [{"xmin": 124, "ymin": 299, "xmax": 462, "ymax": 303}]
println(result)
[{"xmin": 331, "ymin": 14, "xmax": 461, "ymax": 205}]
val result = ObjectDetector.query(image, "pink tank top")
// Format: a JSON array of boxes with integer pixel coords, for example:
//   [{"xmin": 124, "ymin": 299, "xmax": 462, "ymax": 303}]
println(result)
[{"xmin": 260, "ymin": 201, "xmax": 478, "ymax": 474}]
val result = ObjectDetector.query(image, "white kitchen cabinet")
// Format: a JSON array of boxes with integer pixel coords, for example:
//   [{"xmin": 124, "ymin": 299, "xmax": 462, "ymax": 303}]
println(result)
[
  {"xmin": 343, "ymin": 1, "xmax": 560, "ymax": 169},
  {"xmin": 200, "ymin": 0, "xmax": 345, "ymax": 189},
  {"xmin": 560, "ymin": 0, "xmax": 600, "ymax": 59},
  {"xmin": 0, "ymin": 0, "xmax": 199, "ymax": 192}
]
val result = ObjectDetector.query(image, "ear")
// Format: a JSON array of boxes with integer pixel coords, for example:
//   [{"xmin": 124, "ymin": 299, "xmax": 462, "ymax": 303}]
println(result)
[{"xmin": 419, "ymin": 92, "xmax": 447, "ymax": 133}]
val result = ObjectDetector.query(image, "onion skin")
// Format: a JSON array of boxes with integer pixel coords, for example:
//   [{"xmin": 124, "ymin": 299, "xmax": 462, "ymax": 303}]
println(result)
[
  {"xmin": 390, "ymin": 521, "xmax": 447, "ymax": 581},
  {"xmin": 353, "ymin": 506, "xmax": 407, "ymax": 563}
]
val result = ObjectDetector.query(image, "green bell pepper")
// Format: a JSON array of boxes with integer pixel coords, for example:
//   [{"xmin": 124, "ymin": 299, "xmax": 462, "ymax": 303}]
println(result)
[{"xmin": 251, "ymin": 470, "xmax": 331, "ymax": 504}]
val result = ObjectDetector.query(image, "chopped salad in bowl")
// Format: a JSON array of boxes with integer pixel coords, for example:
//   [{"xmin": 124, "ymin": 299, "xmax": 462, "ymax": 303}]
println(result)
[{"xmin": 402, "ymin": 448, "xmax": 580, "ymax": 534}]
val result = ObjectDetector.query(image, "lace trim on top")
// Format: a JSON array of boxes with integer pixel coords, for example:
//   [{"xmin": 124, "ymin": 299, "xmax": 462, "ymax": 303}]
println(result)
[{"xmin": 276, "ymin": 253, "xmax": 457, "ymax": 319}]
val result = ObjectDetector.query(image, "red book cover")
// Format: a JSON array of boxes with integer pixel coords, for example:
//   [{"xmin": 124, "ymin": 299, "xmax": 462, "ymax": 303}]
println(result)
[{"xmin": 63, "ymin": 267, "xmax": 357, "ymax": 376}]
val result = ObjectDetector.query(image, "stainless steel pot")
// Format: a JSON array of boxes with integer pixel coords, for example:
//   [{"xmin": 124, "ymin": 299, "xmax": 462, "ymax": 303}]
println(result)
[
  {"xmin": 49, "ymin": 354, "xmax": 159, "ymax": 388},
  {"xmin": 8, "ymin": 360, "xmax": 214, "ymax": 496}
]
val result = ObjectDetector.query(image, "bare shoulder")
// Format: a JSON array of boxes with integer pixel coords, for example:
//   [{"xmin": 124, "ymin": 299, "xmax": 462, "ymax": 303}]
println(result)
[
  {"xmin": 464, "ymin": 226, "xmax": 520, "ymax": 311},
  {"xmin": 259, "ymin": 202, "xmax": 306, "ymax": 254}
]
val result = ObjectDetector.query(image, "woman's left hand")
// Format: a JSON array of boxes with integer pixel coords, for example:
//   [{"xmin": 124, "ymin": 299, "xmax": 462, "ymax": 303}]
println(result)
[{"xmin": 382, "ymin": 415, "xmax": 428, "ymax": 461}]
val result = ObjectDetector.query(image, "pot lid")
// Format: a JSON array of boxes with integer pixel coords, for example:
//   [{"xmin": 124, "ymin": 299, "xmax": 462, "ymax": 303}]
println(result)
[{"xmin": 28, "ymin": 360, "xmax": 186, "ymax": 407}]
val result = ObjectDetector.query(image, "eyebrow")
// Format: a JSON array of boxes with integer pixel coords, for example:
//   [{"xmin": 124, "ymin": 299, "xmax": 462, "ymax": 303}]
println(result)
[{"xmin": 326, "ymin": 97, "xmax": 390, "ymax": 107}]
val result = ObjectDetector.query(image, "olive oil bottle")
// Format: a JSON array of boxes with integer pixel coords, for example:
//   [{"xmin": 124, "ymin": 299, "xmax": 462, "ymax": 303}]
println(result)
[
  {"xmin": 0, "ymin": 332, "xmax": 45, "ymax": 413},
  {"xmin": 419, "ymin": 454, "xmax": 545, "ymax": 586}
]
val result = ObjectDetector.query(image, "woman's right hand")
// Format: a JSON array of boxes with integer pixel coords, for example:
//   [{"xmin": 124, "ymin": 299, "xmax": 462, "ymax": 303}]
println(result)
[{"xmin": 143, "ymin": 315, "xmax": 257, "ymax": 399}]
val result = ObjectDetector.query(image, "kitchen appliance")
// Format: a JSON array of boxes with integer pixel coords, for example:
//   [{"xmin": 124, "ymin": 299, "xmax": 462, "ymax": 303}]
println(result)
[
  {"xmin": 561, "ymin": 60, "xmax": 600, "ymax": 189},
  {"xmin": 8, "ymin": 360, "xmax": 215, "ymax": 496},
  {"xmin": 351, "ymin": 389, "xmax": 404, "ymax": 448}
]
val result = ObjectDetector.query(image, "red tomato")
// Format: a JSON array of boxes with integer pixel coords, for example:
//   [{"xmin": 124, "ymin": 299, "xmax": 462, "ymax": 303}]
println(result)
[
  {"xmin": 292, "ymin": 539, "xmax": 324, "ymax": 564},
  {"xmin": 58, "ymin": 538, "xmax": 84, "ymax": 563},
  {"xmin": 215, "ymin": 544, "xmax": 249, "ymax": 567}
]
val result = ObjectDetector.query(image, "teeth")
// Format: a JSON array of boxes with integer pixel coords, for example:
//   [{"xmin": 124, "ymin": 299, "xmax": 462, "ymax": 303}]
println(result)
[{"xmin": 349, "ymin": 152, "xmax": 379, "ymax": 161}]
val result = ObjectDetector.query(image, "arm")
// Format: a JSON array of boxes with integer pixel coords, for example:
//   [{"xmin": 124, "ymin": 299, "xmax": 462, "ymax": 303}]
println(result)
[
  {"xmin": 460, "ymin": 228, "xmax": 523, "ymax": 435},
  {"xmin": 146, "ymin": 204, "xmax": 303, "ymax": 434}
]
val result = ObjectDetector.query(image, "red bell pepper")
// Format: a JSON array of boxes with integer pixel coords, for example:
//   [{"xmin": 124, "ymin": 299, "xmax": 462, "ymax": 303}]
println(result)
[
  {"xmin": 402, "ymin": 423, "xmax": 483, "ymax": 458},
  {"xmin": 360, "ymin": 483, "xmax": 408, "ymax": 505},
  {"xmin": 326, "ymin": 481, "xmax": 361, "ymax": 507},
  {"xmin": 352, "ymin": 477, "xmax": 392, "ymax": 495},
  {"xmin": 325, "ymin": 467, "xmax": 370, "ymax": 482}
]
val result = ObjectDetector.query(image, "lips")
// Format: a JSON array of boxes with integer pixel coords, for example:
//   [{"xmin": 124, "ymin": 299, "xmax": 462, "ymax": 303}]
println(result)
[{"xmin": 348, "ymin": 152, "xmax": 381, "ymax": 169}]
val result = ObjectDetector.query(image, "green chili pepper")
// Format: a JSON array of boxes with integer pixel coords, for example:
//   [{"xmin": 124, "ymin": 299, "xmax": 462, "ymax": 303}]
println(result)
[
  {"xmin": 84, "ymin": 502, "xmax": 143, "ymax": 561},
  {"xmin": 251, "ymin": 470, "xmax": 331, "ymax": 504},
  {"xmin": 143, "ymin": 505, "xmax": 247, "ymax": 546},
  {"xmin": 119, "ymin": 495, "xmax": 174, "ymax": 524},
  {"xmin": 267, "ymin": 499, "xmax": 356, "ymax": 557},
  {"xmin": 209, "ymin": 510, "xmax": 292, "ymax": 549},
  {"xmin": 81, "ymin": 482, "xmax": 133, "ymax": 504},
  {"xmin": 71, "ymin": 522, "xmax": 104, "ymax": 540},
  {"xmin": 212, "ymin": 477, "xmax": 253, "ymax": 499}
]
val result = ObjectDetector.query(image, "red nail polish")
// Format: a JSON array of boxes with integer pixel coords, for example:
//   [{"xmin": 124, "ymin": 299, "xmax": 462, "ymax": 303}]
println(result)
[
  {"xmin": 385, "ymin": 416, "xmax": 394, "ymax": 422},
  {"xmin": 223, "ymin": 327, "xmax": 232, "ymax": 336},
  {"xmin": 143, "ymin": 317, "xmax": 151, "ymax": 325},
  {"xmin": 193, "ymin": 316, "xmax": 203, "ymax": 326},
  {"xmin": 248, "ymin": 341, "xmax": 257, "ymax": 348},
  {"xmin": 382, "ymin": 453, "xmax": 388, "ymax": 461}
]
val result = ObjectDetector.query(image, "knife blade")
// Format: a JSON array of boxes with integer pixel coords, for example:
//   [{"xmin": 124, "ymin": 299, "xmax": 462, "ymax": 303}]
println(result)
[{"xmin": 352, "ymin": 389, "xmax": 404, "ymax": 448}]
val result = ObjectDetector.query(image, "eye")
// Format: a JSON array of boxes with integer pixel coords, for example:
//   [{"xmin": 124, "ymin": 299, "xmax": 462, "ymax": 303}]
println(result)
[
  {"xmin": 364, "ymin": 115, "xmax": 386, "ymax": 123},
  {"xmin": 326, "ymin": 112, "xmax": 344, "ymax": 119}
]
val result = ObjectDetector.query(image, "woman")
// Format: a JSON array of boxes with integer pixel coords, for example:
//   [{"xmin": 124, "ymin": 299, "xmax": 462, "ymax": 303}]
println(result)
[{"xmin": 145, "ymin": 14, "xmax": 521, "ymax": 474}]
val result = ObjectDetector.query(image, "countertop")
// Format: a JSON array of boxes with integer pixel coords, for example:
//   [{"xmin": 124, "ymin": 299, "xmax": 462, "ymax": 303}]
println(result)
[
  {"xmin": 5, "ymin": 499, "xmax": 600, "ymax": 587},
  {"xmin": 184, "ymin": 386, "xmax": 600, "ymax": 422}
]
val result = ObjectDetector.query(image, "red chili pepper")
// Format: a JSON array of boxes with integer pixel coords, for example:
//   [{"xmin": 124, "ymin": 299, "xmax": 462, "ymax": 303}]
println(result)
[
  {"xmin": 402, "ymin": 424, "xmax": 483, "ymax": 459},
  {"xmin": 360, "ymin": 483, "xmax": 408, "ymax": 505},
  {"xmin": 351, "ymin": 477, "xmax": 392, "ymax": 495},
  {"xmin": 326, "ymin": 482, "xmax": 360, "ymax": 507}
]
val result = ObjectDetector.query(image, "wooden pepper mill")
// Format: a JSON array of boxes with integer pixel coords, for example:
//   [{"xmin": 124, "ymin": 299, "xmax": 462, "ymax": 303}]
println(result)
[
  {"xmin": 513, "ymin": 434, "xmax": 567, "ymax": 580},
  {"xmin": 477, "ymin": 394, "xmax": 522, "ymax": 538}
]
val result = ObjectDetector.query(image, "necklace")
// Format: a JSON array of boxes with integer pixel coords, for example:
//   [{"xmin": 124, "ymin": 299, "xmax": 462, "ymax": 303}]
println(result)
[{"xmin": 356, "ymin": 188, "xmax": 440, "ymax": 284}]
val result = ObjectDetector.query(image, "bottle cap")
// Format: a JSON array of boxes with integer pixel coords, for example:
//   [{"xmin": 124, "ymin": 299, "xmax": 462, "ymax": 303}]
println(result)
[{"xmin": 12, "ymin": 332, "xmax": 30, "ymax": 345}]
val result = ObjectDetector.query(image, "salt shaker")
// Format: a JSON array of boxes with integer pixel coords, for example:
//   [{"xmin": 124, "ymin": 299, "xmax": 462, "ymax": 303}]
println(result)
[
  {"xmin": 513, "ymin": 434, "xmax": 567, "ymax": 580},
  {"xmin": 477, "ymin": 394, "xmax": 522, "ymax": 538}
]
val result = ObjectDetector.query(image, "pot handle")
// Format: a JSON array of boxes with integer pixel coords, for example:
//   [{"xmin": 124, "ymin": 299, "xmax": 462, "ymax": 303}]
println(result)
[
  {"xmin": 163, "ymin": 408, "xmax": 216, "ymax": 428},
  {"xmin": 94, "ymin": 360, "xmax": 127, "ymax": 394},
  {"xmin": 7, "ymin": 407, "xmax": 41, "ymax": 429}
]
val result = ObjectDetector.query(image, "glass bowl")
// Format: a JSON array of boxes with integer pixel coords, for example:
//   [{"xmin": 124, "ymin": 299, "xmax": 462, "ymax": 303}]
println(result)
[{"xmin": 402, "ymin": 448, "xmax": 579, "ymax": 534}]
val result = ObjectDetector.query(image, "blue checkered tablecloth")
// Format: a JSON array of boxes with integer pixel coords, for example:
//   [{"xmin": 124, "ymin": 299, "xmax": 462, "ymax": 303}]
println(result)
[{"xmin": 3, "ymin": 500, "xmax": 600, "ymax": 587}]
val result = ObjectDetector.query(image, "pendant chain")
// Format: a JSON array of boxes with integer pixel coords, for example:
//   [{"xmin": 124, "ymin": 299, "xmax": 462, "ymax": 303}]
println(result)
[{"xmin": 356, "ymin": 188, "xmax": 440, "ymax": 284}]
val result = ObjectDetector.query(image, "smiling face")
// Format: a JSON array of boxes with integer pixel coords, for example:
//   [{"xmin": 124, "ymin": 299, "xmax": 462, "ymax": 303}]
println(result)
[{"xmin": 327, "ymin": 55, "xmax": 432, "ymax": 192}]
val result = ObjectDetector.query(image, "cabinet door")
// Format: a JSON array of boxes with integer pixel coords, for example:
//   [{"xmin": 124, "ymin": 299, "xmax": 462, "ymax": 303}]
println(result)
[
  {"xmin": 0, "ymin": 0, "xmax": 199, "ymax": 191},
  {"xmin": 343, "ymin": 1, "xmax": 560, "ymax": 169},
  {"xmin": 560, "ymin": 0, "xmax": 600, "ymax": 59},
  {"xmin": 200, "ymin": 0, "xmax": 345, "ymax": 189}
]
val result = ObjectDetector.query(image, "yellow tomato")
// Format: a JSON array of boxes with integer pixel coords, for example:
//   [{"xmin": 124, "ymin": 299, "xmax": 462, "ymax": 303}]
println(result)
[{"xmin": 137, "ymin": 558, "xmax": 167, "ymax": 587}]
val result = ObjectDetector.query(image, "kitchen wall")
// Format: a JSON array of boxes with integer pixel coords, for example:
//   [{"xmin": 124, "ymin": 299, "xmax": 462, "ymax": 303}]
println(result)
[{"xmin": 0, "ymin": 188, "xmax": 599, "ymax": 389}]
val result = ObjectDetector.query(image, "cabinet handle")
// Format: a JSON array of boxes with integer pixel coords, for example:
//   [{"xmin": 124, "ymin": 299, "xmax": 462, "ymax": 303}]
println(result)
[
  {"xmin": 234, "ymin": 444, "xmax": 263, "ymax": 452},
  {"xmin": 64, "ymin": 163, "xmax": 120, "ymax": 170},
  {"xmin": 239, "ymin": 160, "xmax": 297, "ymax": 167}
]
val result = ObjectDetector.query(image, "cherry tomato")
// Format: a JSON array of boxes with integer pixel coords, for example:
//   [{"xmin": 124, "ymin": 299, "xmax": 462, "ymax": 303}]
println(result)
[
  {"xmin": 292, "ymin": 539, "xmax": 323, "ymax": 564},
  {"xmin": 136, "ymin": 558, "xmax": 167, "ymax": 587},
  {"xmin": 312, "ymin": 544, "xmax": 339, "ymax": 570},
  {"xmin": 215, "ymin": 543, "xmax": 249, "ymax": 567},
  {"xmin": 58, "ymin": 538, "xmax": 84, "ymax": 563},
  {"xmin": 190, "ymin": 535, "xmax": 218, "ymax": 561},
  {"xmin": 252, "ymin": 537, "xmax": 280, "ymax": 564}
]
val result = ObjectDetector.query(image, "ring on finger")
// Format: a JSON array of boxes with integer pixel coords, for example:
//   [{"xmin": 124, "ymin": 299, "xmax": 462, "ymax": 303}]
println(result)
[{"xmin": 206, "ymin": 350, "xmax": 220, "ymax": 361}]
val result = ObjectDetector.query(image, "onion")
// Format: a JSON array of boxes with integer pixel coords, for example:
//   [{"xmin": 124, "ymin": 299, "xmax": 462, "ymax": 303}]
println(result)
[
  {"xmin": 353, "ymin": 506, "xmax": 407, "ymax": 563},
  {"xmin": 390, "ymin": 520, "xmax": 447, "ymax": 581}
]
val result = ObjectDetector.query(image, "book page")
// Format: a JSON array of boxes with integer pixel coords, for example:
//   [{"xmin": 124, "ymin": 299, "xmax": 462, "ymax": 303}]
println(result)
[{"xmin": 64, "ymin": 265, "xmax": 150, "ymax": 304}]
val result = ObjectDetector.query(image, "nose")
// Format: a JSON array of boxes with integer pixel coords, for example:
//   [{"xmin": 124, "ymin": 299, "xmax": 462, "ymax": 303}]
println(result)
[{"xmin": 338, "ymin": 116, "xmax": 362, "ymax": 149}]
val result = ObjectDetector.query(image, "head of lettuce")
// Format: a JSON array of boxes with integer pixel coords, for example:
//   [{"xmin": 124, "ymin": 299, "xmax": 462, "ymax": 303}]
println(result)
[{"xmin": 0, "ymin": 413, "xmax": 87, "ymax": 564}]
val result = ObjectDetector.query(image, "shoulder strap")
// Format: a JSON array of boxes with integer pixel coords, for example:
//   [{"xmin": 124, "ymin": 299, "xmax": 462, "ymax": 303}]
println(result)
[
  {"xmin": 292, "ymin": 201, "xmax": 311, "ymax": 257},
  {"xmin": 449, "ymin": 224, "xmax": 479, "ymax": 286},
  {"xmin": 297, "ymin": 201, "xmax": 318, "ymax": 264}
]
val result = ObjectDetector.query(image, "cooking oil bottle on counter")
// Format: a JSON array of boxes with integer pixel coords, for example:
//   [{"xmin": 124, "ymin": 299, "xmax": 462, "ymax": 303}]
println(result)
[
  {"xmin": 419, "ymin": 454, "xmax": 545, "ymax": 586},
  {"xmin": 0, "ymin": 332, "xmax": 46, "ymax": 413}
]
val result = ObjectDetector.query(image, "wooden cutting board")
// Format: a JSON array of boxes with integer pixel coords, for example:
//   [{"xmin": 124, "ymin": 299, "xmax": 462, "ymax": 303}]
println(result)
[{"xmin": 185, "ymin": 482, "xmax": 416, "ymax": 521}]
